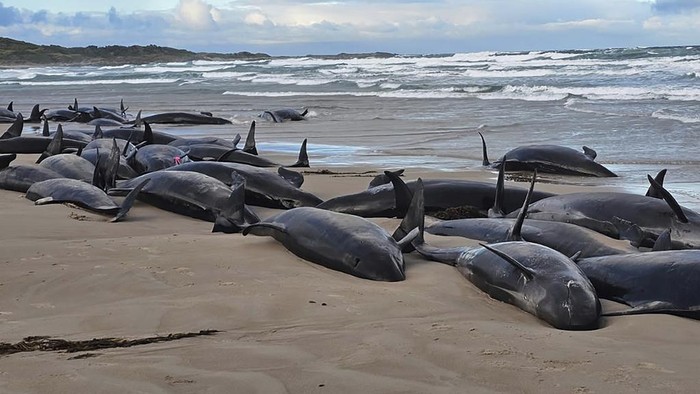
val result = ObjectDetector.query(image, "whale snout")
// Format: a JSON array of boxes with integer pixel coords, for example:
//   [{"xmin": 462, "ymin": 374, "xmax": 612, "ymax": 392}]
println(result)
[{"xmin": 542, "ymin": 280, "xmax": 601, "ymax": 330}]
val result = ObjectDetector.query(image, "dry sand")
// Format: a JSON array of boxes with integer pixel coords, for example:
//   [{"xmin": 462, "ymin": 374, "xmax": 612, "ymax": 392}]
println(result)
[{"xmin": 0, "ymin": 131, "xmax": 699, "ymax": 393}]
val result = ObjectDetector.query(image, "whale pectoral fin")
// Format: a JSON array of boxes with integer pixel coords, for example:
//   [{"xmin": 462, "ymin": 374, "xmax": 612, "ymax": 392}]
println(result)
[
  {"xmin": 602, "ymin": 301, "xmax": 695, "ymax": 317},
  {"xmin": 645, "ymin": 169, "xmax": 667, "ymax": 198},
  {"xmin": 111, "ymin": 178, "xmax": 150, "ymax": 222},
  {"xmin": 0, "ymin": 153, "xmax": 17, "ymax": 170},
  {"xmin": 385, "ymin": 169, "xmax": 412, "ymax": 218},
  {"xmin": 278, "ymin": 167, "xmax": 305, "ymax": 188},
  {"xmin": 242, "ymin": 222, "xmax": 288, "ymax": 238},
  {"xmin": 582, "ymin": 146, "xmax": 597, "ymax": 160},
  {"xmin": 479, "ymin": 243, "xmax": 537, "ymax": 279},
  {"xmin": 173, "ymin": 195, "xmax": 209, "ymax": 212},
  {"xmin": 368, "ymin": 168, "xmax": 404, "ymax": 188},
  {"xmin": 647, "ymin": 174, "xmax": 689, "ymax": 223},
  {"xmin": 489, "ymin": 154, "xmax": 507, "ymax": 218},
  {"xmin": 34, "ymin": 197, "xmax": 56, "ymax": 205},
  {"xmin": 107, "ymin": 188, "xmax": 134, "ymax": 197},
  {"xmin": 391, "ymin": 178, "xmax": 424, "ymax": 249},
  {"xmin": 506, "ymin": 169, "xmax": 537, "ymax": 241},
  {"xmin": 397, "ymin": 227, "xmax": 420, "ymax": 252},
  {"xmin": 216, "ymin": 148, "xmax": 237, "ymax": 162}
]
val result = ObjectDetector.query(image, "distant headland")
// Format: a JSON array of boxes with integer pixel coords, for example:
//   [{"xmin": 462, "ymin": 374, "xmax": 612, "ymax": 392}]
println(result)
[
  {"xmin": 0, "ymin": 37, "xmax": 270, "ymax": 66},
  {"xmin": 0, "ymin": 37, "xmax": 399, "ymax": 66}
]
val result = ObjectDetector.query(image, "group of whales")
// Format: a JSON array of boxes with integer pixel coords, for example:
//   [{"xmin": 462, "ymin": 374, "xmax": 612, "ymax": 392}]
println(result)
[
  {"xmin": 2, "ymin": 98, "xmax": 700, "ymax": 331},
  {"xmin": 0, "ymin": 99, "xmax": 309, "ymax": 127}
]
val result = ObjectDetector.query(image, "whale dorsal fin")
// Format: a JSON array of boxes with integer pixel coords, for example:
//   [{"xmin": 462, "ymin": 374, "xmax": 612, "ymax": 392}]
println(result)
[
  {"xmin": 120, "ymin": 99, "xmax": 128, "ymax": 117},
  {"xmin": 582, "ymin": 146, "xmax": 597, "ymax": 160},
  {"xmin": 105, "ymin": 138, "xmax": 120, "ymax": 190},
  {"xmin": 1, "ymin": 113, "xmax": 23, "ymax": 139},
  {"xmin": 652, "ymin": 229, "xmax": 672, "ymax": 251},
  {"xmin": 36, "ymin": 124, "xmax": 63, "ymax": 163},
  {"xmin": 142, "ymin": 122, "xmax": 153, "ymax": 145},
  {"xmin": 93, "ymin": 125, "xmax": 103, "ymax": 140},
  {"xmin": 569, "ymin": 251, "xmax": 582, "ymax": 262},
  {"xmin": 243, "ymin": 121, "xmax": 257, "ymax": 155},
  {"xmin": 7, "ymin": 101, "xmax": 12, "ymax": 112},
  {"xmin": 70, "ymin": 98, "xmax": 78, "ymax": 111},
  {"xmin": 232, "ymin": 133, "xmax": 241, "ymax": 149},
  {"xmin": 0, "ymin": 153, "xmax": 17, "ymax": 170},
  {"xmin": 133, "ymin": 110, "xmax": 142, "ymax": 126},
  {"xmin": 647, "ymin": 174, "xmax": 688, "ymax": 223},
  {"xmin": 30, "ymin": 104, "xmax": 43, "ymax": 121},
  {"xmin": 645, "ymin": 169, "xmax": 667, "ymax": 199},
  {"xmin": 92, "ymin": 147, "xmax": 104, "ymax": 189},
  {"xmin": 507, "ymin": 169, "xmax": 537, "ymax": 241},
  {"xmin": 488, "ymin": 154, "xmax": 506, "ymax": 218},
  {"xmin": 211, "ymin": 173, "xmax": 248, "ymax": 233},
  {"xmin": 301, "ymin": 108, "xmax": 308, "ymax": 117},
  {"xmin": 288, "ymin": 138, "xmax": 309, "ymax": 168},
  {"xmin": 42, "ymin": 120, "xmax": 50, "ymax": 137},
  {"xmin": 480, "ymin": 243, "xmax": 536, "ymax": 279},
  {"xmin": 479, "ymin": 132, "xmax": 490, "ymax": 166}
]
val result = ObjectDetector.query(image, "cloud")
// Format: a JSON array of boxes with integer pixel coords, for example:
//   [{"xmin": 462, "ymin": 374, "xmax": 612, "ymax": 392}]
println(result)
[
  {"xmin": 108, "ymin": 7, "xmax": 121, "ymax": 25},
  {"xmin": 176, "ymin": 0, "xmax": 218, "ymax": 30},
  {"xmin": 0, "ymin": 2, "xmax": 21, "ymax": 26},
  {"xmin": 244, "ymin": 12, "xmax": 270, "ymax": 26},
  {"xmin": 652, "ymin": 0, "xmax": 700, "ymax": 14},
  {"xmin": 0, "ymin": 0, "xmax": 697, "ymax": 55}
]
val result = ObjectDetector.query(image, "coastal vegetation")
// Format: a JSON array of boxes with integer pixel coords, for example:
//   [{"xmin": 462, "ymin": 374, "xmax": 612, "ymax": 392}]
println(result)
[{"xmin": 0, "ymin": 37, "xmax": 270, "ymax": 66}]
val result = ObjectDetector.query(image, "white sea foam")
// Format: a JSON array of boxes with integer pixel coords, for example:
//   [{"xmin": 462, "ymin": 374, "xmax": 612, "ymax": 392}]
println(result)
[
  {"xmin": 651, "ymin": 109, "xmax": 700, "ymax": 123},
  {"xmin": 0, "ymin": 78, "xmax": 180, "ymax": 86}
]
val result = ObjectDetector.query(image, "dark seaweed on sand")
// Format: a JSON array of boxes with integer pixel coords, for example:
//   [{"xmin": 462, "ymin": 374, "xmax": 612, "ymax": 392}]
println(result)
[{"xmin": 0, "ymin": 330, "xmax": 219, "ymax": 356}]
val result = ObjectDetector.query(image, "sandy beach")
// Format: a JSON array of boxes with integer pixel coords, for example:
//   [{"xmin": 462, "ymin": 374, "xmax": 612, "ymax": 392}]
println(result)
[{"xmin": 1, "ymin": 132, "xmax": 699, "ymax": 394}]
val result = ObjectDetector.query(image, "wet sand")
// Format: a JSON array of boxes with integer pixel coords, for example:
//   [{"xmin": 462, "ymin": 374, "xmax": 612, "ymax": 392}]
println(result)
[{"xmin": 1, "ymin": 136, "xmax": 699, "ymax": 393}]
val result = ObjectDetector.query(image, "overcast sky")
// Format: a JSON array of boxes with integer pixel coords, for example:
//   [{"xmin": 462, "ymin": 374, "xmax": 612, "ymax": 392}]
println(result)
[{"xmin": 0, "ymin": 0, "xmax": 698, "ymax": 55}]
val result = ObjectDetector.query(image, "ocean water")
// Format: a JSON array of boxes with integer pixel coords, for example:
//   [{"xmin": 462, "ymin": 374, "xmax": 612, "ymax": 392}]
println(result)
[{"xmin": 1, "ymin": 45, "xmax": 699, "ymax": 208}]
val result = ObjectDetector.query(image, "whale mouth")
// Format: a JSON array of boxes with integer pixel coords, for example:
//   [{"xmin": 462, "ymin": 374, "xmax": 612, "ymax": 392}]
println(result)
[
  {"xmin": 561, "ymin": 280, "xmax": 600, "ymax": 330},
  {"xmin": 564, "ymin": 280, "xmax": 574, "ymax": 327}
]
